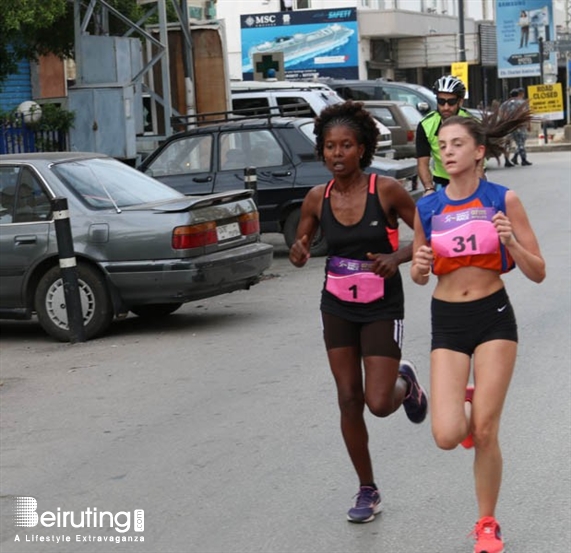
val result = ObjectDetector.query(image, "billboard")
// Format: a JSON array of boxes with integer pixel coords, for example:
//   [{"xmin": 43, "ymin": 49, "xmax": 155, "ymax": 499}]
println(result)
[
  {"xmin": 496, "ymin": 0, "xmax": 556, "ymax": 79},
  {"xmin": 240, "ymin": 7, "xmax": 358, "ymax": 81}
]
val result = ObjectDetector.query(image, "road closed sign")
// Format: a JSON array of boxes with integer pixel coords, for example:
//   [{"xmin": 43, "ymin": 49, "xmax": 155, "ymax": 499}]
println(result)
[{"xmin": 527, "ymin": 83, "xmax": 564, "ymax": 120}]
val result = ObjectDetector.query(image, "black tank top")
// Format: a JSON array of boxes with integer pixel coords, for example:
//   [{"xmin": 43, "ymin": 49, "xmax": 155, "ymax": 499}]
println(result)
[{"xmin": 319, "ymin": 174, "xmax": 405, "ymax": 322}]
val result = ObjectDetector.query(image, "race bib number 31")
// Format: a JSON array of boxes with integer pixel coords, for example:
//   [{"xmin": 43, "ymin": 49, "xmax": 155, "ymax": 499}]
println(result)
[{"xmin": 431, "ymin": 207, "xmax": 499, "ymax": 258}]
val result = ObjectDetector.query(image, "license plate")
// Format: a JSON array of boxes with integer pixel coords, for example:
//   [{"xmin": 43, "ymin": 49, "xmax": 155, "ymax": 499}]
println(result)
[{"xmin": 216, "ymin": 222, "xmax": 240, "ymax": 241}]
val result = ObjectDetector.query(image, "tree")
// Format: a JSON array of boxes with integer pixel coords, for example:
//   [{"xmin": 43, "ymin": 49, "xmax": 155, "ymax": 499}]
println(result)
[
  {"xmin": 0, "ymin": 0, "xmax": 174, "ymax": 86},
  {"xmin": 0, "ymin": 0, "xmax": 71, "ymax": 83}
]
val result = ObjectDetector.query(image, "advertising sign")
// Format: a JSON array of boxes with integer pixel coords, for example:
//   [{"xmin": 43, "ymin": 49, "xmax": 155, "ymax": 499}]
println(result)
[
  {"xmin": 451, "ymin": 62, "xmax": 469, "ymax": 98},
  {"xmin": 240, "ymin": 7, "xmax": 358, "ymax": 81},
  {"xmin": 496, "ymin": 0, "xmax": 556, "ymax": 79},
  {"xmin": 527, "ymin": 83, "xmax": 564, "ymax": 120}
]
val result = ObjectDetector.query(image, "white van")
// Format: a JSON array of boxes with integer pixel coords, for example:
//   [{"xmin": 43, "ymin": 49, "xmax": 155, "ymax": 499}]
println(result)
[{"xmin": 230, "ymin": 80, "xmax": 394, "ymax": 157}]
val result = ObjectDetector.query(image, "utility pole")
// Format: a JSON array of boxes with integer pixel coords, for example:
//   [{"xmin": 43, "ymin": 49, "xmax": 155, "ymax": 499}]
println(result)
[
  {"xmin": 458, "ymin": 0, "xmax": 466, "ymax": 62},
  {"xmin": 539, "ymin": 36, "xmax": 548, "ymax": 144}
]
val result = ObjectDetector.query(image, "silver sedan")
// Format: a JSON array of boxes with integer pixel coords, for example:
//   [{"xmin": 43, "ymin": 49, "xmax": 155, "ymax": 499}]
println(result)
[{"xmin": 0, "ymin": 153, "xmax": 273, "ymax": 341}]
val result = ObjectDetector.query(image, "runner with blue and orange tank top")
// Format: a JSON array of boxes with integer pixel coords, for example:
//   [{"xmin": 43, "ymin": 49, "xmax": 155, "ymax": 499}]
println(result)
[
  {"xmin": 411, "ymin": 106, "xmax": 545, "ymax": 553},
  {"xmin": 289, "ymin": 100, "xmax": 428, "ymax": 524}
]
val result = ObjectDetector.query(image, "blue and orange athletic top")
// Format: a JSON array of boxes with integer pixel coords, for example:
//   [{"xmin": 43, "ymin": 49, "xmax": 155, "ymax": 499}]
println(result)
[{"xmin": 416, "ymin": 179, "xmax": 515, "ymax": 276}]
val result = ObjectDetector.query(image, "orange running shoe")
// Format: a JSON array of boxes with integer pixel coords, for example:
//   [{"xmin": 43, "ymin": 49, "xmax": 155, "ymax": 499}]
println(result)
[
  {"xmin": 461, "ymin": 386, "xmax": 475, "ymax": 449},
  {"xmin": 470, "ymin": 516, "xmax": 504, "ymax": 553}
]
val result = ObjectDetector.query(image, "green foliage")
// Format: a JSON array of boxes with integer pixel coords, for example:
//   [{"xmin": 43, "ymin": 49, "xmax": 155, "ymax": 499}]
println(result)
[
  {"xmin": 29, "ymin": 104, "xmax": 76, "ymax": 133},
  {"xmin": 0, "ymin": 0, "xmax": 181, "ymax": 85},
  {"xmin": 0, "ymin": 103, "xmax": 75, "ymax": 133}
]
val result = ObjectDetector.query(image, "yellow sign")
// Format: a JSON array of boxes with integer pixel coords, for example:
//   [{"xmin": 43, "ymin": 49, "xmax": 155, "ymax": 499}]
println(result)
[
  {"xmin": 527, "ymin": 83, "xmax": 564, "ymax": 118},
  {"xmin": 451, "ymin": 62, "xmax": 469, "ymax": 98}
]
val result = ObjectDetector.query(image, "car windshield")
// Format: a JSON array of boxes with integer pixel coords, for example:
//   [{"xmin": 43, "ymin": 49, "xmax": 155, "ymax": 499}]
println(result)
[{"xmin": 52, "ymin": 158, "xmax": 183, "ymax": 209}]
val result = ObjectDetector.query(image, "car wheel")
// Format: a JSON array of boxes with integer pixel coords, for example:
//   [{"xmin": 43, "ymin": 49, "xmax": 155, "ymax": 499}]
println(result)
[
  {"xmin": 283, "ymin": 208, "xmax": 328, "ymax": 257},
  {"xmin": 130, "ymin": 303, "xmax": 183, "ymax": 318},
  {"xmin": 35, "ymin": 264, "xmax": 113, "ymax": 342}
]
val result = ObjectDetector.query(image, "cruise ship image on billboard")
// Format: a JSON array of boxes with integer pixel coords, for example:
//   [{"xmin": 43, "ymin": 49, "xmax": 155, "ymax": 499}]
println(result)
[{"xmin": 243, "ymin": 23, "xmax": 355, "ymax": 72}]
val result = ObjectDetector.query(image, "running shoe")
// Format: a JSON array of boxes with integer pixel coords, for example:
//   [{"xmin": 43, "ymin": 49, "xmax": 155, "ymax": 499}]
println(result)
[
  {"xmin": 346, "ymin": 486, "xmax": 381, "ymax": 523},
  {"xmin": 461, "ymin": 386, "xmax": 475, "ymax": 449},
  {"xmin": 469, "ymin": 516, "xmax": 505, "ymax": 553},
  {"xmin": 399, "ymin": 360, "xmax": 428, "ymax": 423}
]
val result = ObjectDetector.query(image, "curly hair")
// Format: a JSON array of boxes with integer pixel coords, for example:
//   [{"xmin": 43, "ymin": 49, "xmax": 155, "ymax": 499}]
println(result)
[
  {"xmin": 313, "ymin": 100, "xmax": 380, "ymax": 169},
  {"xmin": 440, "ymin": 101, "xmax": 533, "ymax": 162}
]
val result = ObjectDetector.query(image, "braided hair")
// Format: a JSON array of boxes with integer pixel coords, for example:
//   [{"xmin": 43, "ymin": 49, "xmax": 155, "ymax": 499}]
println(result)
[
  {"xmin": 313, "ymin": 100, "xmax": 379, "ymax": 169},
  {"xmin": 440, "ymin": 101, "xmax": 533, "ymax": 162}
]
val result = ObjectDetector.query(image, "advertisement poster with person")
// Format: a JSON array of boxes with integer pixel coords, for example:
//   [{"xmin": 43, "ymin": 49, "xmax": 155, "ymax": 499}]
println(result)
[
  {"xmin": 496, "ymin": 0, "xmax": 556, "ymax": 78},
  {"xmin": 240, "ymin": 7, "xmax": 358, "ymax": 81}
]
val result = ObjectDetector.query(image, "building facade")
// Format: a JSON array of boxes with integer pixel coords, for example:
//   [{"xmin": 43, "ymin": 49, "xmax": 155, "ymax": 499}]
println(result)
[{"xmin": 212, "ymin": 0, "xmax": 567, "ymax": 110}]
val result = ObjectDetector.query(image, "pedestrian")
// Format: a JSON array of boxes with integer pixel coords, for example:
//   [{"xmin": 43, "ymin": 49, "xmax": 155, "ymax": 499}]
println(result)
[
  {"xmin": 416, "ymin": 75, "xmax": 478, "ymax": 193},
  {"xmin": 289, "ymin": 100, "xmax": 428, "ymax": 523},
  {"xmin": 505, "ymin": 88, "xmax": 532, "ymax": 166},
  {"xmin": 410, "ymin": 103, "xmax": 545, "ymax": 553}
]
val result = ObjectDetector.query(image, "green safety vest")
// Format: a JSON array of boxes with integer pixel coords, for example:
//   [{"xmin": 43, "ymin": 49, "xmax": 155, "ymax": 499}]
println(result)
[{"xmin": 420, "ymin": 108, "xmax": 472, "ymax": 179}]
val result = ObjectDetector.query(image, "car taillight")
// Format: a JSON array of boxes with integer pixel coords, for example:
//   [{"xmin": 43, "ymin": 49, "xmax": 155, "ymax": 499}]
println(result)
[
  {"xmin": 406, "ymin": 130, "xmax": 415, "ymax": 143},
  {"xmin": 239, "ymin": 211, "xmax": 260, "ymax": 235},
  {"xmin": 173, "ymin": 222, "xmax": 217, "ymax": 249}
]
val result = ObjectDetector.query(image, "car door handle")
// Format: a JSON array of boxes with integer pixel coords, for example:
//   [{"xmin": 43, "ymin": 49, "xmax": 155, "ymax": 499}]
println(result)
[
  {"xmin": 193, "ymin": 176, "xmax": 213, "ymax": 183},
  {"xmin": 271, "ymin": 171, "xmax": 292, "ymax": 177},
  {"xmin": 14, "ymin": 235, "xmax": 37, "ymax": 245}
]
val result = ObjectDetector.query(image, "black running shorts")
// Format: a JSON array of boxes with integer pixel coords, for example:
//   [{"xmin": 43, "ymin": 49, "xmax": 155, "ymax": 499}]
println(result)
[
  {"xmin": 321, "ymin": 312, "xmax": 403, "ymax": 359},
  {"xmin": 431, "ymin": 287, "xmax": 518, "ymax": 355}
]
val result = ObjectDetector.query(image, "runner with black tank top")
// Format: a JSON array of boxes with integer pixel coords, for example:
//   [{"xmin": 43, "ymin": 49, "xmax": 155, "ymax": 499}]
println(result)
[{"xmin": 289, "ymin": 100, "xmax": 428, "ymax": 524}]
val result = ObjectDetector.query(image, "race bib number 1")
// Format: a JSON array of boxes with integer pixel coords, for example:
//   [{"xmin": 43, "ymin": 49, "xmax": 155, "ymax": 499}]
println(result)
[
  {"xmin": 326, "ymin": 272, "xmax": 384, "ymax": 303},
  {"xmin": 325, "ymin": 256, "xmax": 384, "ymax": 304},
  {"xmin": 431, "ymin": 207, "xmax": 499, "ymax": 258}
]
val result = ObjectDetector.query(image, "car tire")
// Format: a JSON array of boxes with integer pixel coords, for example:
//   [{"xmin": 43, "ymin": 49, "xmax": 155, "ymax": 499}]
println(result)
[
  {"xmin": 130, "ymin": 303, "xmax": 183, "ymax": 318},
  {"xmin": 283, "ymin": 208, "xmax": 328, "ymax": 257},
  {"xmin": 35, "ymin": 263, "xmax": 113, "ymax": 342}
]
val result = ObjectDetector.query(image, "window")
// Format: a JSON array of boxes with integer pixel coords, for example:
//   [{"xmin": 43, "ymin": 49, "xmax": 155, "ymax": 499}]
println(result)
[
  {"xmin": 232, "ymin": 97, "xmax": 271, "ymax": 116},
  {"xmin": 54, "ymin": 158, "xmax": 181, "ymax": 209},
  {"xmin": 0, "ymin": 167, "xmax": 52, "ymax": 223},
  {"xmin": 0, "ymin": 167, "xmax": 19, "ymax": 223},
  {"xmin": 367, "ymin": 107, "xmax": 396, "ymax": 127},
  {"xmin": 276, "ymin": 96, "xmax": 314, "ymax": 116},
  {"xmin": 220, "ymin": 130, "xmax": 284, "ymax": 170},
  {"xmin": 147, "ymin": 135, "xmax": 213, "ymax": 177}
]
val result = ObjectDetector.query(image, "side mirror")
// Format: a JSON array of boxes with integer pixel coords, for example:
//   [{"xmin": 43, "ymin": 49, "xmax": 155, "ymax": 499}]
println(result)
[{"xmin": 417, "ymin": 101, "xmax": 430, "ymax": 114}]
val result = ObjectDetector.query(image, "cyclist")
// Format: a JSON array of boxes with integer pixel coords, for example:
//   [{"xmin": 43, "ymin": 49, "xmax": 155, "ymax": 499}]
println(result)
[{"xmin": 416, "ymin": 75, "xmax": 473, "ymax": 195}]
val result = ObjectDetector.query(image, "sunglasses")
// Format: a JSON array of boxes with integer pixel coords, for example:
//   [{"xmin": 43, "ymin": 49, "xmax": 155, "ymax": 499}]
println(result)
[{"xmin": 437, "ymin": 97, "xmax": 460, "ymax": 106}]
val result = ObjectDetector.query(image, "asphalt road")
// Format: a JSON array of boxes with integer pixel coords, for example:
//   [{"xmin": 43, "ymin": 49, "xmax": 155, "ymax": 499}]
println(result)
[{"xmin": 1, "ymin": 152, "xmax": 570, "ymax": 553}]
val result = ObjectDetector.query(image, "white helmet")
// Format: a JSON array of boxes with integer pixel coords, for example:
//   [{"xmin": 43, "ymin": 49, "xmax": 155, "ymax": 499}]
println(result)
[{"xmin": 433, "ymin": 75, "xmax": 466, "ymax": 98}]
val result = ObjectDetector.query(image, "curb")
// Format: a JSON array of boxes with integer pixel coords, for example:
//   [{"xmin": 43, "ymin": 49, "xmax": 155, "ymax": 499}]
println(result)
[{"xmin": 526, "ymin": 142, "xmax": 571, "ymax": 153}]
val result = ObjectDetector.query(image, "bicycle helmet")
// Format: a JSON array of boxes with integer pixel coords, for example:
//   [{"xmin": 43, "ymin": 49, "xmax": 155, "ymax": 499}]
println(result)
[{"xmin": 433, "ymin": 75, "xmax": 466, "ymax": 98}]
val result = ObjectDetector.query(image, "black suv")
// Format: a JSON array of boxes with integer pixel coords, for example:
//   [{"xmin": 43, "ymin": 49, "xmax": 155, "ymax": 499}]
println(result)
[
  {"xmin": 139, "ymin": 113, "xmax": 417, "ymax": 255},
  {"xmin": 322, "ymin": 79, "xmax": 437, "ymax": 116}
]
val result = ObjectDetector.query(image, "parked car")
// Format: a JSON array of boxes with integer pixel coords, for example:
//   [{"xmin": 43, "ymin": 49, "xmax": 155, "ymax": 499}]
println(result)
[
  {"xmin": 230, "ymin": 80, "xmax": 395, "ymax": 157},
  {"xmin": 0, "ymin": 153, "xmax": 273, "ymax": 341},
  {"xmin": 362, "ymin": 100, "xmax": 423, "ymax": 159},
  {"xmin": 139, "ymin": 113, "xmax": 418, "ymax": 256},
  {"xmin": 321, "ymin": 78, "xmax": 437, "ymax": 116}
]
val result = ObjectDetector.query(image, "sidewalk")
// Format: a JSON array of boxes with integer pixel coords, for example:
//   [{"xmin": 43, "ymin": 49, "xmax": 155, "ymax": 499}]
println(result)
[{"xmin": 526, "ymin": 126, "xmax": 571, "ymax": 152}]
